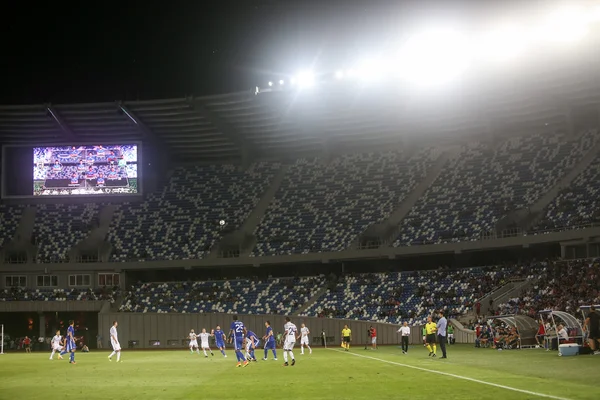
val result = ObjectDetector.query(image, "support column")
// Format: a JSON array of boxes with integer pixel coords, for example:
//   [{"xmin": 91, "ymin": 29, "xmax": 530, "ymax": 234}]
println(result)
[{"xmin": 39, "ymin": 312, "xmax": 45, "ymax": 338}]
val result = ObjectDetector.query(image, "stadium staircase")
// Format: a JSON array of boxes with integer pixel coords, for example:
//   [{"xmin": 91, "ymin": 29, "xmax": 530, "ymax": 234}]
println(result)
[
  {"xmin": 353, "ymin": 146, "xmax": 460, "ymax": 248},
  {"xmin": 208, "ymin": 164, "xmax": 290, "ymax": 259},
  {"xmin": 477, "ymin": 278, "xmax": 529, "ymax": 315},
  {"xmin": 70, "ymin": 204, "xmax": 117, "ymax": 262},
  {"xmin": 0, "ymin": 206, "xmax": 37, "ymax": 263},
  {"xmin": 292, "ymin": 285, "xmax": 330, "ymax": 316},
  {"xmin": 495, "ymin": 131, "xmax": 600, "ymax": 233}
]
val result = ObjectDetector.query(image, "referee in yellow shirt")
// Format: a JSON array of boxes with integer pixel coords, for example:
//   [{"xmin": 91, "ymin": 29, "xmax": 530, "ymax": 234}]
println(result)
[
  {"xmin": 341, "ymin": 325, "xmax": 352, "ymax": 351},
  {"xmin": 425, "ymin": 316, "xmax": 437, "ymax": 358}
]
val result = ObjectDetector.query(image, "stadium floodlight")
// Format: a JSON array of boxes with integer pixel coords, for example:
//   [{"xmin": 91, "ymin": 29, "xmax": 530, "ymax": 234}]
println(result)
[
  {"xmin": 355, "ymin": 58, "xmax": 388, "ymax": 82},
  {"xmin": 279, "ymin": 79, "xmax": 284, "ymax": 85},
  {"xmin": 534, "ymin": 5, "xmax": 589, "ymax": 43},
  {"xmin": 477, "ymin": 24, "xmax": 529, "ymax": 64},
  {"xmin": 290, "ymin": 77, "xmax": 296, "ymax": 85},
  {"xmin": 397, "ymin": 26, "xmax": 471, "ymax": 86},
  {"xmin": 295, "ymin": 71, "xmax": 315, "ymax": 88},
  {"xmin": 335, "ymin": 69, "xmax": 345, "ymax": 79},
  {"xmin": 268, "ymin": 81, "xmax": 273, "ymax": 87}
]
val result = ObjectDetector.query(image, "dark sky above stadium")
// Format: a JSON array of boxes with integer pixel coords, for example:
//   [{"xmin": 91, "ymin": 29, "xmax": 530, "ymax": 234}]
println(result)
[{"xmin": 1, "ymin": 0, "xmax": 551, "ymax": 105}]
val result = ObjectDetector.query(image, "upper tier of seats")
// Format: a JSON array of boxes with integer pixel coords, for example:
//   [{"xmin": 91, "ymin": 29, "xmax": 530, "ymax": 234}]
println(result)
[
  {"xmin": 109, "ymin": 162, "xmax": 279, "ymax": 261},
  {"xmin": 119, "ymin": 276, "xmax": 325, "ymax": 314},
  {"xmin": 35, "ymin": 203, "xmax": 99, "ymax": 263},
  {"xmin": 0, "ymin": 204, "xmax": 23, "ymax": 249},
  {"xmin": 394, "ymin": 130, "xmax": 598, "ymax": 246},
  {"xmin": 253, "ymin": 150, "xmax": 436, "ymax": 256},
  {"xmin": 534, "ymin": 153, "xmax": 600, "ymax": 231},
  {"xmin": 2, "ymin": 130, "xmax": 600, "ymax": 262}
]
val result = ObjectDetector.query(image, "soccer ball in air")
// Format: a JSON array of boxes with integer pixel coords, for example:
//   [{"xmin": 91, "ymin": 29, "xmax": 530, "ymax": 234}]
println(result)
[{"xmin": 219, "ymin": 220, "xmax": 225, "ymax": 226}]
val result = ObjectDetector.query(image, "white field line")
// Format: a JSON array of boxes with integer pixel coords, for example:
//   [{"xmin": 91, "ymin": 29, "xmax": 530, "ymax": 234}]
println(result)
[{"xmin": 329, "ymin": 349, "xmax": 572, "ymax": 400}]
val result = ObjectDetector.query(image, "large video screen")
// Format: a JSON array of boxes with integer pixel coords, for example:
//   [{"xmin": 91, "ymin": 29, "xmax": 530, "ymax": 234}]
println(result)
[{"xmin": 33, "ymin": 145, "xmax": 139, "ymax": 196}]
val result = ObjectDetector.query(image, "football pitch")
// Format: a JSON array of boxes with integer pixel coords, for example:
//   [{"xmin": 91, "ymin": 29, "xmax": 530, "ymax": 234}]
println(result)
[{"xmin": 0, "ymin": 345, "xmax": 597, "ymax": 400}]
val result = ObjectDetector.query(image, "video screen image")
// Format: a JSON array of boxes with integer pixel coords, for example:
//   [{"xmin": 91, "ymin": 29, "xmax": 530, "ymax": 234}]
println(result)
[{"xmin": 33, "ymin": 145, "xmax": 138, "ymax": 196}]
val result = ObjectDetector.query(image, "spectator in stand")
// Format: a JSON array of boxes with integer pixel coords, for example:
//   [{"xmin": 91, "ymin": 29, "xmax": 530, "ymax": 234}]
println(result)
[{"xmin": 96, "ymin": 334, "xmax": 103, "ymax": 349}]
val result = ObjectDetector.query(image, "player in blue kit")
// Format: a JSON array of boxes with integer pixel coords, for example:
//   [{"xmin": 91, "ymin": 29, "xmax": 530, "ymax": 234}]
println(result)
[
  {"xmin": 59, "ymin": 320, "xmax": 77, "ymax": 364},
  {"xmin": 213, "ymin": 325, "xmax": 227, "ymax": 357},
  {"xmin": 229, "ymin": 315, "xmax": 249, "ymax": 367},
  {"xmin": 262, "ymin": 321, "xmax": 278, "ymax": 361},
  {"xmin": 245, "ymin": 330, "xmax": 260, "ymax": 362},
  {"xmin": 96, "ymin": 174, "xmax": 105, "ymax": 187}
]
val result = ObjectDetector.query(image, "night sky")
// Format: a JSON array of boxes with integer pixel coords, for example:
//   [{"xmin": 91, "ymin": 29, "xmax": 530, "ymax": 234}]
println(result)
[{"xmin": 1, "ymin": 0, "xmax": 548, "ymax": 105}]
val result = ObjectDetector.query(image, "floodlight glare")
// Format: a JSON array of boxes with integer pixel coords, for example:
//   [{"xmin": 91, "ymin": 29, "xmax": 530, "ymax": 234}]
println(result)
[
  {"xmin": 535, "ymin": 6, "xmax": 589, "ymax": 43},
  {"xmin": 290, "ymin": 77, "xmax": 296, "ymax": 85},
  {"xmin": 355, "ymin": 58, "xmax": 388, "ymax": 82},
  {"xmin": 397, "ymin": 27, "xmax": 471, "ymax": 86},
  {"xmin": 279, "ymin": 79, "xmax": 284, "ymax": 85},
  {"xmin": 268, "ymin": 81, "xmax": 273, "ymax": 87},
  {"xmin": 296, "ymin": 71, "xmax": 315, "ymax": 88},
  {"xmin": 335, "ymin": 70, "xmax": 345, "ymax": 79},
  {"xmin": 478, "ymin": 24, "xmax": 529, "ymax": 63}
]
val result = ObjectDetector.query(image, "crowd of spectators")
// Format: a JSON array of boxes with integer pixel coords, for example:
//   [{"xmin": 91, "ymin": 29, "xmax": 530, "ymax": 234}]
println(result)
[{"xmin": 495, "ymin": 259, "xmax": 600, "ymax": 317}]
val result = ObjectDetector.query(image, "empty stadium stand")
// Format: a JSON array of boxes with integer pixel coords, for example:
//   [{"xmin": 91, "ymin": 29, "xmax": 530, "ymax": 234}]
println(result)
[
  {"xmin": 0, "ymin": 204, "xmax": 23, "ymax": 249},
  {"xmin": 394, "ymin": 130, "xmax": 600, "ymax": 246},
  {"xmin": 119, "ymin": 275, "xmax": 326, "ymax": 315},
  {"xmin": 252, "ymin": 149, "xmax": 437, "ymax": 256},
  {"xmin": 301, "ymin": 266, "xmax": 528, "ymax": 325},
  {"xmin": 108, "ymin": 162, "xmax": 279, "ymax": 262},
  {"xmin": 0, "ymin": 286, "xmax": 119, "ymax": 302},
  {"xmin": 534, "ymin": 152, "xmax": 600, "ymax": 231},
  {"xmin": 35, "ymin": 203, "xmax": 100, "ymax": 263}
]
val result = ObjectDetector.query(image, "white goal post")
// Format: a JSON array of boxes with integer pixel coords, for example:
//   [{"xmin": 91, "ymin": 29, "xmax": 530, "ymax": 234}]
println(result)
[{"xmin": 1, "ymin": 324, "xmax": 4, "ymax": 354}]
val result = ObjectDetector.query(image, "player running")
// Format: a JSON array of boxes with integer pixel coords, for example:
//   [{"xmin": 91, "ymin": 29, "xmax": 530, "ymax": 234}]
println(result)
[
  {"xmin": 299, "ymin": 323, "xmax": 312, "ymax": 355},
  {"xmin": 49, "ymin": 330, "xmax": 63, "ymax": 360},
  {"xmin": 213, "ymin": 325, "xmax": 227, "ymax": 357},
  {"xmin": 199, "ymin": 329, "xmax": 214, "ymax": 358},
  {"xmin": 188, "ymin": 329, "xmax": 200, "ymax": 355},
  {"xmin": 245, "ymin": 330, "xmax": 260, "ymax": 362},
  {"xmin": 229, "ymin": 315, "xmax": 249, "ymax": 367},
  {"xmin": 262, "ymin": 321, "xmax": 277, "ymax": 361},
  {"xmin": 108, "ymin": 320, "xmax": 122, "ymax": 362},
  {"xmin": 283, "ymin": 317, "xmax": 297, "ymax": 367}
]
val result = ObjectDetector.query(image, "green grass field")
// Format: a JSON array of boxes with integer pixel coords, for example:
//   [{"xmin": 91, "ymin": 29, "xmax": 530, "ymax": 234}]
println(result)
[{"xmin": 0, "ymin": 345, "xmax": 597, "ymax": 400}]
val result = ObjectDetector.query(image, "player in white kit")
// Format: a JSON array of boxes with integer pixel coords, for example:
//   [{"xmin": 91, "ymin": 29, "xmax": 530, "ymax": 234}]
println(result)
[
  {"xmin": 189, "ymin": 329, "xmax": 200, "ymax": 355},
  {"xmin": 283, "ymin": 316, "xmax": 297, "ymax": 366},
  {"xmin": 299, "ymin": 323, "xmax": 312, "ymax": 355},
  {"xmin": 108, "ymin": 321, "xmax": 122, "ymax": 362},
  {"xmin": 49, "ymin": 330, "xmax": 64, "ymax": 360},
  {"xmin": 199, "ymin": 329, "xmax": 214, "ymax": 358}
]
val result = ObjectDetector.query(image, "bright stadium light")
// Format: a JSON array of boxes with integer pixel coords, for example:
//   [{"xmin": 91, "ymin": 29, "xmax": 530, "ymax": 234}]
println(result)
[
  {"xmin": 535, "ymin": 5, "xmax": 589, "ymax": 43},
  {"xmin": 335, "ymin": 69, "xmax": 345, "ymax": 79},
  {"xmin": 279, "ymin": 79, "xmax": 284, "ymax": 85},
  {"xmin": 355, "ymin": 58, "xmax": 388, "ymax": 82},
  {"xmin": 290, "ymin": 77, "xmax": 296, "ymax": 85},
  {"xmin": 268, "ymin": 81, "xmax": 273, "ymax": 87},
  {"xmin": 397, "ymin": 26, "xmax": 472, "ymax": 86},
  {"xmin": 478, "ymin": 24, "xmax": 530, "ymax": 63},
  {"xmin": 295, "ymin": 71, "xmax": 315, "ymax": 88}
]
